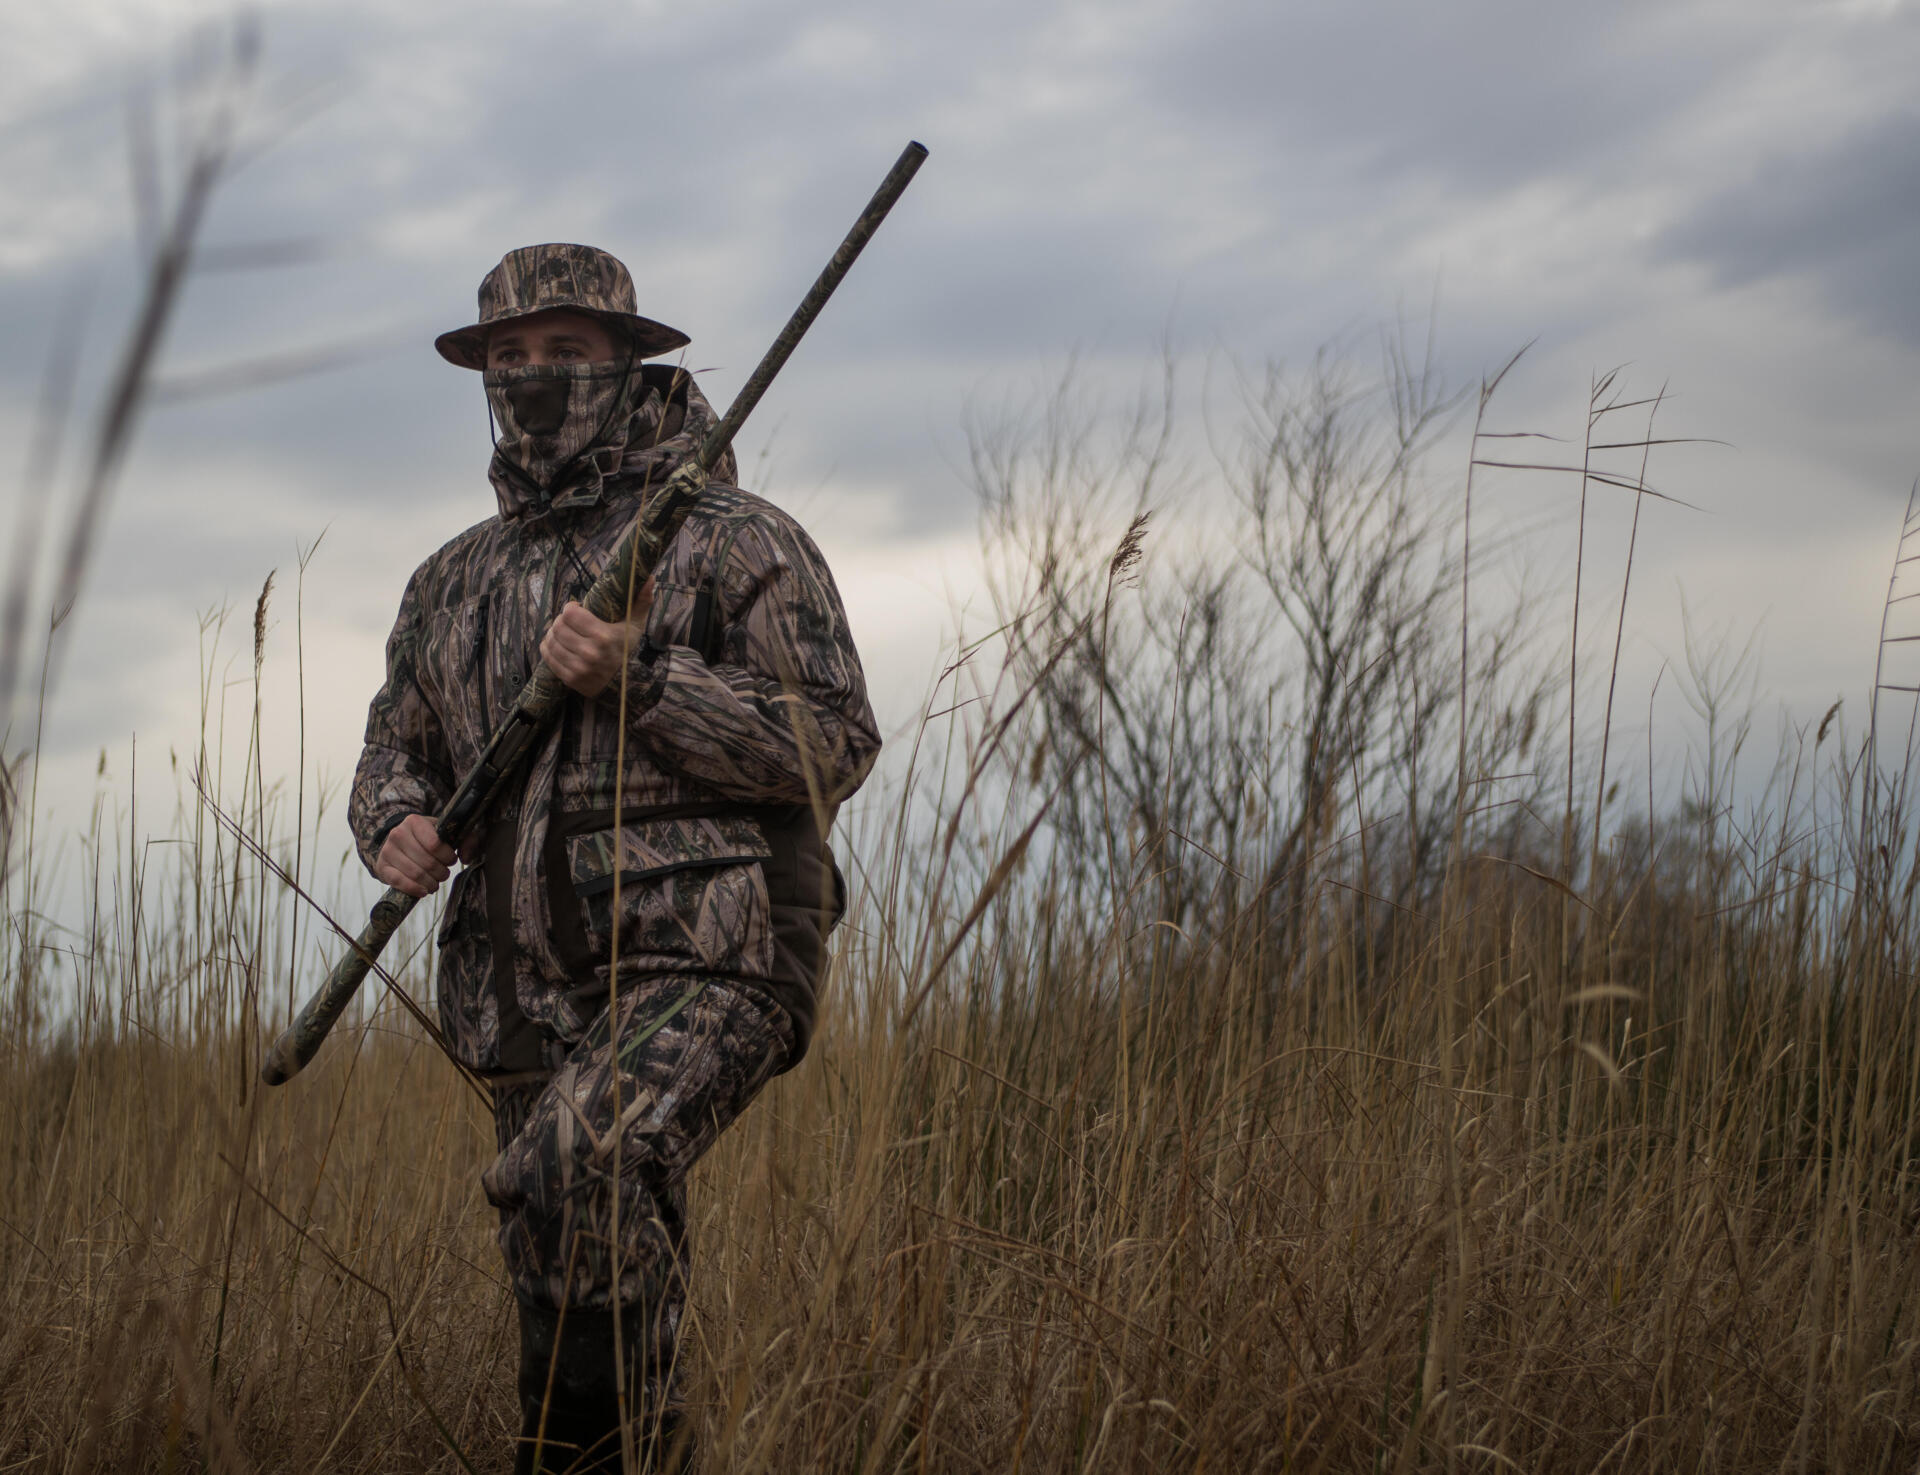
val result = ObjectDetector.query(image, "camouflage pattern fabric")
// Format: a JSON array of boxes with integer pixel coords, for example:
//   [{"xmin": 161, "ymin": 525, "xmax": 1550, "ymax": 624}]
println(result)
[
  {"xmin": 347, "ymin": 366, "xmax": 880, "ymax": 1072},
  {"xmin": 485, "ymin": 976, "xmax": 793, "ymax": 1315},
  {"xmin": 435, "ymin": 242, "xmax": 691, "ymax": 368},
  {"xmin": 567, "ymin": 814, "xmax": 775, "ymax": 977},
  {"xmin": 485, "ymin": 359, "xmax": 660, "ymax": 499}
]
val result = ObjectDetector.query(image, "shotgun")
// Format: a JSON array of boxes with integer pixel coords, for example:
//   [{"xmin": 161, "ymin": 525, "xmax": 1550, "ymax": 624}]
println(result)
[{"xmin": 262, "ymin": 139, "xmax": 928, "ymax": 1086}]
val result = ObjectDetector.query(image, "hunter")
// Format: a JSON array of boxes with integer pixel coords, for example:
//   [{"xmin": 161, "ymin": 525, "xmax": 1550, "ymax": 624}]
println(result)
[{"xmin": 347, "ymin": 243, "xmax": 880, "ymax": 1473}]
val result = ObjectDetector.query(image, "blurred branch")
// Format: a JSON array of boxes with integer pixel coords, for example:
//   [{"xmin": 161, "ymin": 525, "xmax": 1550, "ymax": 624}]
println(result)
[
  {"xmin": 149, "ymin": 331, "xmax": 397, "ymax": 405},
  {"xmin": 0, "ymin": 15, "xmax": 357, "ymax": 868},
  {"xmin": 46, "ymin": 16, "xmax": 261, "ymax": 663}
]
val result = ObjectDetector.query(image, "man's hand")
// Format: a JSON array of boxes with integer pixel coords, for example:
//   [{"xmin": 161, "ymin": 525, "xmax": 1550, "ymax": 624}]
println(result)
[
  {"xmin": 375, "ymin": 813, "xmax": 462, "ymax": 898},
  {"xmin": 540, "ymin": 588, "xmax": 654, "ymax": 699}
]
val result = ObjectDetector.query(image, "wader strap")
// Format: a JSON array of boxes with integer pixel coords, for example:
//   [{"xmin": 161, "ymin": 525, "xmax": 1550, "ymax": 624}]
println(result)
[
  {"xmin": 485, "ymin": 811, "xmax": 546, "ymax": 1073},
  {"xmin": 545, "ymin": 805, "xmax": 610, "ymax": 981}
]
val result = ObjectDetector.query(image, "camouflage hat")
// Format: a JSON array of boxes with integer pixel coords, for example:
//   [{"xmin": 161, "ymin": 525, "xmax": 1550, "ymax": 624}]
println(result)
[{"xmin": 434, "ymin": 243, "xmax": 691, "ymax": 369}]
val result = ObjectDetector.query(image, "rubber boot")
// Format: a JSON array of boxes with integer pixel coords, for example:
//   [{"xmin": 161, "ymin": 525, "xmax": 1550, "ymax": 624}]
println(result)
[{"xmin": 514, "ymin": 1302, "xmax": 693, "ymax": 1474}]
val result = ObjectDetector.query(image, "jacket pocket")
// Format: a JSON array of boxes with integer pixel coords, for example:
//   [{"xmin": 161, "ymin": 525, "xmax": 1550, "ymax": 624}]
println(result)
[
  {"xmin": 436, "ymin": 864, "xmax": 486, "ymax": 946},
  {"xmin": 432, "ymin": 864, "xmax": 501, "ymax": 1067},
  {"xmin": 565, "ymin": 814, "xmax": 775, "ymax": 980}
]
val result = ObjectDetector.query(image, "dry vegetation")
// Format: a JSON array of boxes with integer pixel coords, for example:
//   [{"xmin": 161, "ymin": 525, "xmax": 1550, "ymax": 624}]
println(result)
[
  {"xmin": 6, "ymin": 343, "xmax": 1920, "ymax": 1475},
  {"xmin": 6, "ymin": 26, "xmax": 1920, "ymax": 1471}
]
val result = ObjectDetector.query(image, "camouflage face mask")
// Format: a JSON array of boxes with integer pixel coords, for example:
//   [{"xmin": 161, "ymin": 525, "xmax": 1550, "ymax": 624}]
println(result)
[{"xmin": 484, "ymin": 358, "xmax": 651, "ymax": 499}]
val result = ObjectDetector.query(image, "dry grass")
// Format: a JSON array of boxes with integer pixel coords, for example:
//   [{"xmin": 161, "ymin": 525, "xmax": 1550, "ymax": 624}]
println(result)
[{"xmin": 5, "ymin": 611, "xmax": 1920, "ymax": 1475}]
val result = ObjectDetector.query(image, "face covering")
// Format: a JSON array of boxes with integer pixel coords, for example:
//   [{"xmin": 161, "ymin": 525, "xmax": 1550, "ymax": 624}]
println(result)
[{"xmin": 483, "ymin": 357, "xmax": 653, "ymax": 501}]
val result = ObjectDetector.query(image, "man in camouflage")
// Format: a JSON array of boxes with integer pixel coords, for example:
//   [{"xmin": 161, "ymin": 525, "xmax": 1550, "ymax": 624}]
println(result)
[{"xmin": 348, "ymin": 243, "xmax": 880, "ymax": 1473}]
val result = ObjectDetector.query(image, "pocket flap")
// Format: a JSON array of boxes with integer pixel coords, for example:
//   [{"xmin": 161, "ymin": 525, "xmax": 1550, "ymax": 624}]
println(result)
[{"xmin": 568, "ymin": 814, "xmax": 772, "ymax": 898}]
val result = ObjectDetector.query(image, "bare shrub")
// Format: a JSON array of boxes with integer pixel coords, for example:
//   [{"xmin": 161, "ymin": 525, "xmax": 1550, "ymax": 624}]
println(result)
[{"xmin": 971, "ymin": 335, "xmax": 1558, "ymax": 978}]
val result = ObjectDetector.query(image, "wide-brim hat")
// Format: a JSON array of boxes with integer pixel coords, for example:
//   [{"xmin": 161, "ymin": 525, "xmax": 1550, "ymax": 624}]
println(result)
[{"xmin": 434, "ymin": 242, "xmax": 691, "ymax": 369}]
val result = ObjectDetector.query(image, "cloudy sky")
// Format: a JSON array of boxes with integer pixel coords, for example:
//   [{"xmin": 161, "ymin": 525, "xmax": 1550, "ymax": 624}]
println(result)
[{"xmin": 4, "ymin": 0, "xmax": 1918, "ymax": 894}]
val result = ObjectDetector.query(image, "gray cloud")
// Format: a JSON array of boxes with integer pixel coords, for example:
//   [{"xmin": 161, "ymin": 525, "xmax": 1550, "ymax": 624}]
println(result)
[
  {"xmin": 5, "ymin": 0, "xmax": 1920, "ymax": 809},
  {"xmin": 1657, "ymin": 109, "xmax": 1920, "ymax": 347},
  {"xmin": 1129, "ymin": 2, "xmax": 1770, "ymax": 190}
]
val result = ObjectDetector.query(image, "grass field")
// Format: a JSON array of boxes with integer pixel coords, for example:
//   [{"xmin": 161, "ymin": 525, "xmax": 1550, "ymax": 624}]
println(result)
[{"xmin": 5, "ymin": 603, "xmax": 1920, "ymax": 1475}]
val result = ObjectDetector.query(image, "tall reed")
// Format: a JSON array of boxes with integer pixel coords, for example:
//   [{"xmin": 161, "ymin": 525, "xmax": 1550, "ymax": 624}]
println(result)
[{"xmin": 4, "ymin": 484, "xmax": 1918, "ymax": 1472}]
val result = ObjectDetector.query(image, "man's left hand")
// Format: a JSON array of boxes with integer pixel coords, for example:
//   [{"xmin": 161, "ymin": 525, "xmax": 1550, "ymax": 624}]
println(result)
[{"xmin": 540, "ymin": 587, "xmax": 654, "ymax": 699}]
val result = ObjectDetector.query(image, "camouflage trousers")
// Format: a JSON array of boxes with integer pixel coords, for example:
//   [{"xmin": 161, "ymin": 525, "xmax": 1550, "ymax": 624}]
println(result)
[{"xmin": 484, "ymin": 973, "xmax": 793, "ymax": 1328}]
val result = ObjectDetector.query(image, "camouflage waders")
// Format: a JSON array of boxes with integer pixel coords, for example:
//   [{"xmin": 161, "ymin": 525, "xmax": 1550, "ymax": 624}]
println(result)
[{"xmin": 490, "ymin": 976, "xmax": 793, "ymax": 1473}]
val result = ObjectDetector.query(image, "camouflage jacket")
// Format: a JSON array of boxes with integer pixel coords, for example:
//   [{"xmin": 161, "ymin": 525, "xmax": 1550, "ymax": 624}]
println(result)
[{"xmin": 348, "ymin": 368, "xmax": 879, "ymax": 1073}]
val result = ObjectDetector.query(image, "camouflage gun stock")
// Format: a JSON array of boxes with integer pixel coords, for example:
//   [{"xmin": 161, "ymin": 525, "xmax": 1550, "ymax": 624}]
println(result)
[{"xmin": 262, "ymin": 139, "xmax": 928, "ymax": 1087}]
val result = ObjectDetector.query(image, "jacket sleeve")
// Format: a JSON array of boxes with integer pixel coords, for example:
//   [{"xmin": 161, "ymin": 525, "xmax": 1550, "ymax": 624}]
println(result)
[
  {"xmin": 348, "ymin": 564, "xmax": 457, "ymax": 873},
  {"xmin": 610, "ymin": 510, "xmax": 881, "ymax": 805}
]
